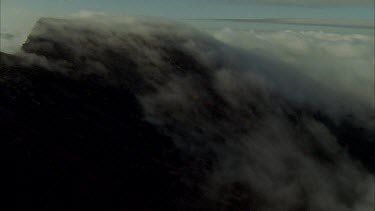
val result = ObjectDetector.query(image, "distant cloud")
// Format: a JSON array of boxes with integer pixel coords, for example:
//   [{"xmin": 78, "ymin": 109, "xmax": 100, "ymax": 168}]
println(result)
[
  {"xmin": 225, "ymin": 0, "xmax": 374, "ymax": 6},
  {"xmin": 71, "ymin": 10, "xmax": 106, "ymax": 18},
  {"xmin": 0, "ymin": 33, "xmax": 15, "ymax": 40},
  {"xmin": 193, "ymin": 18, "xmax": 375, "ymax": 29},
  {"xmin": 0, "ymin": 28, "xmax": 22, "ymax": 53}
]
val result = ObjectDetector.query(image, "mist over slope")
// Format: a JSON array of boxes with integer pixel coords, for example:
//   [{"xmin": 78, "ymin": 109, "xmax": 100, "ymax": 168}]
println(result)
[{"xmin": 6, "ymin": 17, "xmax": 374, "ymax": 210}]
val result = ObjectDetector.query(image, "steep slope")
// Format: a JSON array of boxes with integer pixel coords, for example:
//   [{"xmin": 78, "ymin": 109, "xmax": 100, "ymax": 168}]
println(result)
[
  {"xmin": 2, "ymin": 52, "xmax": 213, "ymax": 210},
  {"xmin": 4, "ymin": 17, "xmax": 374, "ymax": 211}
]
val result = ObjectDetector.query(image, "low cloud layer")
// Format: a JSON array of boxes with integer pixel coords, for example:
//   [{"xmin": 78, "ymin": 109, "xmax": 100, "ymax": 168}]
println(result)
[
  {"xmin": 12, "ymin": 17, "xmax": 375, "ymax": 210},
  {"xmin": 225, "ymin": 0, "xmax": 374, "ymax": 6},
  {"xmin": 196, "ymin": 18, "xmax": 374, "ymax": 29},
  {"xmin": 71, "ymin": 10, "xmax": 107, "ymax": 18}
]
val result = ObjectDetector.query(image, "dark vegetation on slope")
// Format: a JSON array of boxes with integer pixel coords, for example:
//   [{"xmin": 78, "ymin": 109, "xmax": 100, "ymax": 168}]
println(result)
[
  {"xmin": 3, "ymin": 52, "xmax": 256, "ymax": 211},
  {"xmin": 1, "ymin": 53, "xmax": 212, "ymax": 210}
]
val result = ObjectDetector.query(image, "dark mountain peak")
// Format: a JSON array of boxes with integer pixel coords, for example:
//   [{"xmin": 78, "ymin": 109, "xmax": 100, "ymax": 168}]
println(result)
[{"xmin": 21, "ymin": 17, "xmax": 217, "ymax": 93}]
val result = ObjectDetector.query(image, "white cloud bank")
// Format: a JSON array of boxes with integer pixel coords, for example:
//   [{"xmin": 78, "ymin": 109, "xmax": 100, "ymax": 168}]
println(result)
[{"xmin": 213, "ymin": 28, "xmax": 374, "ymax": 114}]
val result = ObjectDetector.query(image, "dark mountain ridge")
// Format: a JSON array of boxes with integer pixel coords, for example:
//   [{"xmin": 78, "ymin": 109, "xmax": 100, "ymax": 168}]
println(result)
[{"xmin": 4, "ymin": 18, "xmax": 374, "ymax": 210}]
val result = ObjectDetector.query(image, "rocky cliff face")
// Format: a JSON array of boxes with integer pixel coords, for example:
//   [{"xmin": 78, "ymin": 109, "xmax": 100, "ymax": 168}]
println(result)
[{"xmin": 4, "ymin": 17, "xmax": 374, "ymax": 211}]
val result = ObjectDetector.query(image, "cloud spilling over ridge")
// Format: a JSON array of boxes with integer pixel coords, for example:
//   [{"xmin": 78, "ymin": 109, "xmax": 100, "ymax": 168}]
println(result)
[{"xmin": 17, "ymin": 17, "xmax": 374, "ymax": 210}]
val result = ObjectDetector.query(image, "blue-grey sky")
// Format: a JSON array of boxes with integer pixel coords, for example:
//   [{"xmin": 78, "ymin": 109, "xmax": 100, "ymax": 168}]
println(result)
[{"xmin": 1, "ymin": 0, "xmax": 374, "ymax": 20}]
